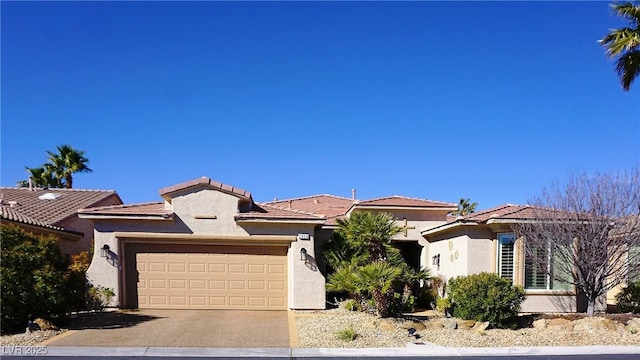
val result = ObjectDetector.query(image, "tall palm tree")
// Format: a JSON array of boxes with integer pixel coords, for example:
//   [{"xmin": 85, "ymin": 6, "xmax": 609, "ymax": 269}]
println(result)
[
  {"xmin": 46, "ymin": 145, "xmax": 92, "ymax": 189},
  {"xmin": 600, "ymin": 2, "xmax": 640, "ymax": 91},
  {"xmin": 450, "ymin": 198, "xmax": 478, "ymax": 216},
  {"xmin": 18, "ymin": 166, "xmax": 62, "ymax": 188}
]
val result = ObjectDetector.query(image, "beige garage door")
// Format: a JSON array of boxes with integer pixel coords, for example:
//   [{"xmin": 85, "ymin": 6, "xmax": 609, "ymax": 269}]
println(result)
[{"xmin": 136, "ymin": 246, "xmax": 287, "ymax": 310}]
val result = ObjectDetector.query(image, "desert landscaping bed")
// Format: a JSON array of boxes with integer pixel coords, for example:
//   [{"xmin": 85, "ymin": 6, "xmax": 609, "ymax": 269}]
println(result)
[
  {"xmin": 2, "ymin": 308, "xmax": 639, "ymax": 348},
  {"xmin": 294, "ymin": 308, "xmax": 640, "ymax": 348}
]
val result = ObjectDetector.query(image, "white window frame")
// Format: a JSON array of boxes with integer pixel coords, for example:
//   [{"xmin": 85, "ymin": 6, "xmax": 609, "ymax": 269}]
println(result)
[{"xmin": 497, "ymin": 233, "xmax": 516, "ymax": 283}]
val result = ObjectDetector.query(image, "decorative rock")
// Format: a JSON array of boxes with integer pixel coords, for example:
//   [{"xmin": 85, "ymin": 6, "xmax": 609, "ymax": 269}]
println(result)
[
  {"xmin": 471, "ymin": 321, "xmax": 490, "ymax": 332},
  {"xmin": 442, "ymin": 319, "xmax": 457, "ymax": 330},
  {"xmin": 400, "ymin": 321, "xmax": 426, "ymax": 331},
  {"xmin": 378, "ymin": 319, "xmax": 396, "ymax": 331},
  {"xmin": 423, "ymin": 321, "xmax": 445, "ymax": 330},
  {"xmin": 532, "ymin": 319, "xmax": 547, "ymax": 329},
  {"xmin": 626, "ymin": 318, "xmax": 640, "ymax": 333},
  {"xmin": 573, "ymin": 317, "xmax": 617, "ymax": 332},
  {"xmin": 457, "ymin": 320, "xmax": 476, "ymax": 330},
  {"xmin": 34, "ymin": 318, "xmax": 58, "ymax": 331},
  {"xmin": 546, "ymin": 318, "xmax": 573, "ymax": 331}
]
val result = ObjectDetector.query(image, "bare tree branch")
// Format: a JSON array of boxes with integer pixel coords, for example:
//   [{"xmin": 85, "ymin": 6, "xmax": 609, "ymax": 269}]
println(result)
[{"xmin": 512, "ymin": 169, "xmax": 640, "ymax": 316}]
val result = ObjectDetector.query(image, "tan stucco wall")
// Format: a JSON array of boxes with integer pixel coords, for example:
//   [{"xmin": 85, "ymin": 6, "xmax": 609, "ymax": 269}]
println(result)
[
  {"xmin": 57, "ymin": 194, "xmax": 122, "ymax": 256},
  {"xmin": 86, "ymin": 188, "xmax": 325, "ymax": 309}
]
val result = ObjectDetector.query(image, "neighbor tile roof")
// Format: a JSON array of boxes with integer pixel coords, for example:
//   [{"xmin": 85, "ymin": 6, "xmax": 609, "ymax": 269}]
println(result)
[
  {"xmin": 159, "ymin": 177, "xmax": 251, "ymax": 200},
  {"xmin": 356, "ymin": 196, "xmax": 457, "ymax": 208},
  {"xmin": 0, "ymin": 187, "xmax": 122, "ymax": 225},
  {"xmin": 78, "ymin": 202, "xmax": 171, "ymax": 217},
  {"xmin": 236, "ymin": 203, "xmax": 324, "ymax": 222},
  {"xmin": 456, "ymin": 204, "xmax": 537, "ymax": 222},
  {"xmin": 1, "ymin": 206, "xmax": 82, "ymax": 235}
]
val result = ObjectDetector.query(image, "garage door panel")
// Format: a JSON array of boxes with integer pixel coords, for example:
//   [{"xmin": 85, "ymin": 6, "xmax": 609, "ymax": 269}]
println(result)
[{"xmin": 135, "ymin": 245, "xmax": 287, "ymax": 310}]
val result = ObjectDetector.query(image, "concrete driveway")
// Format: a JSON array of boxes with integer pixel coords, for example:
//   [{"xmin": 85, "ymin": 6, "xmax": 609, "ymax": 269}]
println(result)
[{"xmin": 45, "ymin": 309, "xmax": 291, "ymax": 348}]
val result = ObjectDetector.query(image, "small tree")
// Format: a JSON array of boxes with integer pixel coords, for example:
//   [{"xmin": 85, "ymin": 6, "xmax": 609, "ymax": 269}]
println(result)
[{"xmin": 512, "ymin": 169, "xmax": 640, "ymax": 316}]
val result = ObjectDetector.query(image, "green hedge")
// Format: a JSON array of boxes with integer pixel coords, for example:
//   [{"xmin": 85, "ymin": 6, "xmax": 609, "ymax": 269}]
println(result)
[
  {"xmin": 448, "ymin": 272, "xmax": 526, "ymax": 329},
  {"xmin": 0, "ymin": 225, "xmax": 84, "ymax": 333}
]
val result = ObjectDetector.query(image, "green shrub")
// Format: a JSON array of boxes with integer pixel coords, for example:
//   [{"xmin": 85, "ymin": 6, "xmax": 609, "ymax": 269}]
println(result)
[
  {"xmin": 448, "ymin": 272, "xmax": 526, "ymax": 329},
  {"xmin": 436, "ymin": 297, "xmax": 451, "ymax": 315},
  {"xmin": 0, "ymin": 225, "xmax": 77, "ymax": 333},
  {"xmin": 86, "ymin": 285, "xmax": 115, "ymax": 311},
  {"xmin": 615, "ymin": 281, "xmax": 640, "ymax": 314},
  {"xmin": 334, "ymin": 326, "xmax": 358, "ymax": 341},
  {"xmin": 343, "ymin": 299, "xmax": 361, "ymax": 311}
]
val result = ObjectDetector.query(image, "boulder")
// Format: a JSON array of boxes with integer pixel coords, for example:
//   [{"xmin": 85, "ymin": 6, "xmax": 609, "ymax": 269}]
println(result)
[
  {"xmin": 532, "ymin": 319, "xmax": 547, "ymax": 330},
  {"xmin": 378, "ymin": 319, "xmax": 396, "ymax": 331},
  {"xmin": 626, "ymin": 318, "xmax": 640, "ymax": 333},
  {"xmin": 471, "ymin": 321, "xmax": 490, "ymax": 332},
  {"xmin": 34, "ymin": 318, "xmax": 58, "ymax": 331},
  {"xmin": 546, "ymin": 318, "xmax": 574, "ymax": 331},
  {"xmin": 457, "ymin": 320, "xmax": 476, "ymax": 330},
  {"xmin": 424, "ymin": 321, "xmax": 445, "ymax": 330},
  {"xmin": 400, "ymin": 321, "xmax": 426, "ymax": 331},
  {"xmin": 442, "ymin": 319, "xmax": 457, "ymax": 330},
  {"xmin": 573, "ymin": 317, "xmax": 618, "ymax": 332}
]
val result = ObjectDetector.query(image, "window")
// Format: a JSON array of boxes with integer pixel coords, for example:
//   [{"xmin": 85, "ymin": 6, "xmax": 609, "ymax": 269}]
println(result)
[
  {"xmin": 524, "ymin": 241, "xmax": 572, "ymax": 290},
  {"xmin": 497, "ymin": 233, "xmax": 515, "ymax": 282}
]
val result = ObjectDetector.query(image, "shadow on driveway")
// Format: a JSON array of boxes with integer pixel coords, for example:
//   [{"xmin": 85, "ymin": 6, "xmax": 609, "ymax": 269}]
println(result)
[{"xmin": 65, "ymin": 310, "xmax": 162, "ymax": 330}]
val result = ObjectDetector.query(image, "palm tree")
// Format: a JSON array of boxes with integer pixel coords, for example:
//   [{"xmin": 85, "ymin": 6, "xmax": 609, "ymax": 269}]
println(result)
[
  {"xmin": 335, "ymin": 211, "xmax": 402, "ymax": 262},
  {"xmin": 46, "ymin": 145, "xmax": 92, "ymax": 189},
  {"xmin": 600, "ymin": 2, "xmax": 640, "ymax": 91},
  {"xmin": 18, "ymin": 166, "xmax": 62, "ymax": 188},
  {"xmin": 354, "ymin": 262, "xmax": 402, "ymax": 317},
  {"xmin": 450, "ymin": 198, "xmax": 478, "ymax": 216}
]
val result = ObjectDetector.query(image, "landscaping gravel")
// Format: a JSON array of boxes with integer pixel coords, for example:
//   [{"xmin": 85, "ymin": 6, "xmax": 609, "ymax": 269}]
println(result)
[
  {"xmin": 294, "ymin": 308, "xmax": 640, "ymax": 348},
  {"xmin": 0, "ymin": 330, "xmax": 66, "ymax": 346}
]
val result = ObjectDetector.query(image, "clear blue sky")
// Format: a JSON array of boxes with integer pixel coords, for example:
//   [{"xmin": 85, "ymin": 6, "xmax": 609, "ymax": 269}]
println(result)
[{"xmin": 1, "ymin": 1, "xmax": 638, "ymax": 209}]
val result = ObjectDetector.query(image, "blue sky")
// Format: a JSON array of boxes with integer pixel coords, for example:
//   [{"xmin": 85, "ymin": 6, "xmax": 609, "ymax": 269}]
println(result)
[{"xmin": 1, "ymin": 1, "xmax": 638, "ymax": 209}]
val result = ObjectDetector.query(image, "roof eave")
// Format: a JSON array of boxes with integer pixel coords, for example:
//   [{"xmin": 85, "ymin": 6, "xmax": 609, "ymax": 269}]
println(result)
[
  {"xmin": 78, "ymin": 213, "xmax": 173, "ymax": 221},
  {"xmin": 420, "ymin": 221, "xmax": 479, "ymax": 235},
  {"xmin": 235, "ymin": 217, "xmax": 326, "ymax": 225}
]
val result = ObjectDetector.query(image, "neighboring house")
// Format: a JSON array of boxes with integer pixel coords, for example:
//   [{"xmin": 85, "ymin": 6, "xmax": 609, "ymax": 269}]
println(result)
[
  {"xmin": 79, "ymin": 177, "xmax": 456, "ymax": 310},
  {"xmin": 0, "ymin": 186, "xmax": 122, "ymax": 257}
]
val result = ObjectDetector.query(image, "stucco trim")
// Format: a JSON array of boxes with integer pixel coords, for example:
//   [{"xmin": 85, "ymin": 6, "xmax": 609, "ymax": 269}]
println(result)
[
  {"xmin": 421, "ymin": 221, "xmax": 479, "ymax": 236},
  {"xmin": 235, "ymin": 218, "xmax": 325, "ymax": 225},
  {"xmin": 113, "ymin": 232, "xmax": 297, "ymax": 245},
  {"xmin": 524, "ymin": 290, "xmax": 576, "ymax": 296},
  {"xmin": 78, "ymin": 214, "xmax": 172, "ymax": 221}
]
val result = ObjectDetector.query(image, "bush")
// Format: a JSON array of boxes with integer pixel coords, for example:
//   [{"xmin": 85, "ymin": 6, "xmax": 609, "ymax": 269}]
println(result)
[
  {"xmin": 615, "ymin": 281, "xmax": 640, "ymax": 314},
  {"xmin": 436, "ymin": 297, "xmax": 451, "ymax": 315},
  {"xmin": 0, "ymin": 225, "xmax": 76, "ymax": 333},
  {"xmin": 86, "ymin": 285, "xmax": 115, "ymax": 311},
  {"xmin": 448, "ymin": 272, "xmax": 526, "ymax": 329}
]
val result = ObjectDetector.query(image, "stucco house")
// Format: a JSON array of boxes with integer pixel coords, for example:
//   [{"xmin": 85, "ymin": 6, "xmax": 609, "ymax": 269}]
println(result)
[
  {"xmin": 80, "ymin": 176, "xmax": 633, "ymax": 313},
  {"xmin": 0, "ymin": 186, "xmax": 122, "ymax": 257},
  {"xmin": 80, "ymin": 177, "xmax": 456, "ymax": 310}
]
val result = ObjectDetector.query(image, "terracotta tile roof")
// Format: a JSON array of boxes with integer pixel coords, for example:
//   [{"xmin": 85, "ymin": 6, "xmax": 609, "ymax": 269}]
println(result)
[
  {"xmin": 0, "ymin": 187, "xmax": 122, "ymax": 225},
  {"xmin": 265, "ymin": 195, "xmax": 353, "ymax": 217},
  {"xmin": 78, "ymin": 202, "xmax": 171, "ymax": 218},
  {"xmin": 355, "ymin": 196, "xmax": 457, "ymax": 209},
  {"xmin": 1, "ymin": 206, "xmax": 82, "ymax": 235},
  {"xmin": 236, "ymin": 203, "xmax": 325, "ymax": 222},
  {"xmin": 457, "ymin": 204, "xmax": 537, "ymax": 222},
  {"xmin": 159, "ymin": 177, "xmax": 251, "ymax": 201}
]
